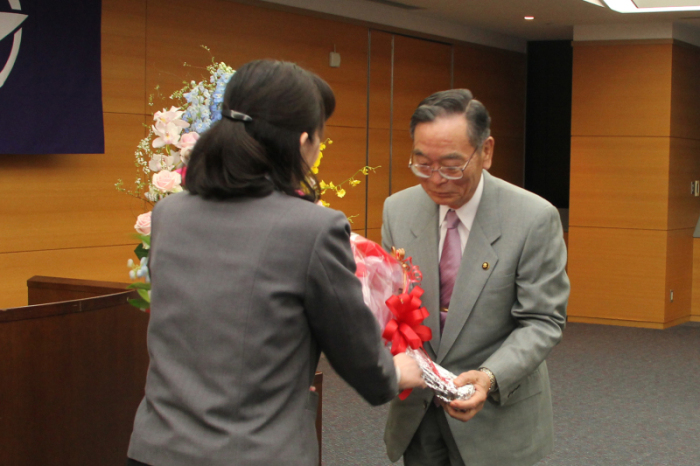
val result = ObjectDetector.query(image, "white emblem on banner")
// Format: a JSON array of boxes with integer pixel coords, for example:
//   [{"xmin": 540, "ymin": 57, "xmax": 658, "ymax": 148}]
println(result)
[{"xmin": 0, "ymin": 0, "xmax": 27, "ymax": 88}]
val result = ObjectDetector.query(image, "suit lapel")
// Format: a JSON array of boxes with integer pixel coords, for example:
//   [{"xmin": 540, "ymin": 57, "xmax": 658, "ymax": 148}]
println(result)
[
  {"xmin": 437, "ymin": 171, "xmax": 502, "ymax": 363},
  {"xmin": 406, "ymin": 192, "xmax": 441, "ymax": 358}
]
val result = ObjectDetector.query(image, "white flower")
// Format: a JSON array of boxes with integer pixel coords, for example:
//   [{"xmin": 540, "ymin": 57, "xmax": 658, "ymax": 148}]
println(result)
[
  {"xmin": 148, "ymin": 152, "xmax": 181, "ymax": 172},
  {"xmin": 152, "ymin": 121, "xmax": 183, "ymax": 148},
  {"xmin": 148, "ymin": 154, "xmax": 164, "ymax": 172},
  {"xmin": 154, "ymin": 106, "xmax": 189, "ymax": 129},
  {"xmin": 164, "ymin": 151, "xmax": 181, "ymax": 168}
]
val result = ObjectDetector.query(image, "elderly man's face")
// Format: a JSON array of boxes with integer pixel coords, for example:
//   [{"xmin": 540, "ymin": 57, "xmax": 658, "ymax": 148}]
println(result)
[{"xmin": 411, "ymin": 114, "xmax": 494, "ymax": 209}]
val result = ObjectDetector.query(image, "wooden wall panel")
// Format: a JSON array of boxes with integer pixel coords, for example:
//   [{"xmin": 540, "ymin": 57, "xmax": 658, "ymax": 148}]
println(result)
[
  {"xmin": 569, "ymin": 40, "xmax": 700, "ymax": 327},
  {"xmin": 101, "ymin": 0, "xmax": 147, "ymax": 115},
  {"xmin": 453, "ymin": 43, "xmax": 526, "ymax": 187},
  {"xmin": 569, "ymin": 136, "xmax": 670, "ymax": 230},
  {"xmin": 567, "ymin": 226, "xmax": 668, "ymax": 323},
  {"xmin": 489, "ymin": 136, "xmax": 524, "ymax": 187},
  {"xmin": 392, "ymin": 36, "xmax": 451, "ymax": 133},
  {"xmin": 453, "ymin": 44, "xmax": 526, "ymax": 139},
  {"xmin": 366, "ymin": 31, "xmax": 393, "ymax": 232},
  {"xmin": 670, "ymin": 37, "xmax": 700, "ymax": 331},
  {"xmin": 692, "ymin": 238, "xmax": 700, "ymax": 319},
  {"xmin": 369, "ymin": 31, "xmax": 393, "ymax": 130},
  {"xmin": 668, "ymin": 137, "xmax": 700, "ymax": 230},
  {"xmin": 571, "ymin": 44, "xmax": 673, "ymax": 137},
  {"xmin": 145, "ymin": 0, "xmax": 368, "ymax": 129},
  {"xmin": 317, "ymin": 126, "xmax": 367, "ymax": 230},
  {"xmin": 0, "ymin": 114, "xmax": 147, "ymax": 254},
  {"xmin": 391, "ymin": 129, "xmax": 419, "ymax": 195},
  {"xmin": 0, "ymin": 245, "xmax": 137, "ymax": 309},
  {"xmin": 664, "ymin": 228, "xmax": 693, "ymax": 322},
  {"xmin": 366, "ymin": 228, "xmax": 382, "ymax": 245},
  {"xmin": 671, "ymin": 43, "xmax": 700, "ymax": 140},
  {"xmin": 367, "ymin": 128, "xmax": 391, "ymax": 230}
]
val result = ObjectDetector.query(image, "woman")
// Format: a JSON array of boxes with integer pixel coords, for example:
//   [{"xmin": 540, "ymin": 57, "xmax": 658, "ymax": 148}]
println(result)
[{"xmin": 127, "ymin": 60, "xmax": 423, "ymax": 466}]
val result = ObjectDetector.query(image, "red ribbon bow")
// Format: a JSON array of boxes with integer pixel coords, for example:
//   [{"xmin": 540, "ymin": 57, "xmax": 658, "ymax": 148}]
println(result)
[{"xmin": 382, "ymin": 286, "xmax": 433, "ymax": 400}]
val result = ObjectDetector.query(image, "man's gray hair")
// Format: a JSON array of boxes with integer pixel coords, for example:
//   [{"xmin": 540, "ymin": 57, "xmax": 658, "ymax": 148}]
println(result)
[{"xmin": 409, "ymin": 89, "xmax": 491, "ymax": 148}]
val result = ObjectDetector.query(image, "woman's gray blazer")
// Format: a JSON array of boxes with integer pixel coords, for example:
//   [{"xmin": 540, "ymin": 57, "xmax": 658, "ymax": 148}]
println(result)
[{"xmin": 128, "ymin": 191, "xmax": 398, "ymax": 466}]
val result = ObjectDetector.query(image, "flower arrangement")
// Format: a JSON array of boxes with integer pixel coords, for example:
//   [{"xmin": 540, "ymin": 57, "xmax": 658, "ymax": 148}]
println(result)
[
  {"xmin": 116, "ymin": 55, "xmax": 234, "ymax": 310},
  {"xmin": 118, "ymin": 51, "xmax": 377, "ymax": 311},
  {"xmin": 115, "ymin": 57, "xmax": 235, "ymax": 206}
]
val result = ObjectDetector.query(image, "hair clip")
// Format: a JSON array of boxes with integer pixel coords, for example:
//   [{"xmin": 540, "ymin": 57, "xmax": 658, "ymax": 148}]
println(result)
[{"xmin": 223, "ymin": 110, "xmax": 253, "ymax": 122}]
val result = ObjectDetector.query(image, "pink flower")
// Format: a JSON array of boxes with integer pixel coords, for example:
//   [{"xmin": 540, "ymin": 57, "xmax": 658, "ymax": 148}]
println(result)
[
  {"xmin": 178, "ymin": 132, "xmax": 199, "ymax": 159},
  {"xmin": 134, "ymin": 212, "xmax": 152, "ymax": 235},
  {"xmin": 152, "ymin": 170, "xmax": 182, "ymax": 193}
]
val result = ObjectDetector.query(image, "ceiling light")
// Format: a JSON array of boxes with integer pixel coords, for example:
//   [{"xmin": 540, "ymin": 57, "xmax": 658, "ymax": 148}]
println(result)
[
  {"xmin": 524, "ymin": 16, "xmax": 535, "ymax": 20},
  {"xmin": 604, "ymin": 0, "xmax": 700, "ymax": 12}
]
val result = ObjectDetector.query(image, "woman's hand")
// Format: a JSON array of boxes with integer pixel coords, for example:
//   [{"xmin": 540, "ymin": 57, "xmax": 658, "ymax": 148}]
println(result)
[{"xmin": 393, "ymin": 353, "xmax": 426, "ymax": 390}]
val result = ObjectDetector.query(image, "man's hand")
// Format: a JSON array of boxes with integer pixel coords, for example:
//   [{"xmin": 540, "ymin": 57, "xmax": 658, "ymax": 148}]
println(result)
[
  {"xmin": 441, "ymin": 370, "xmax": 490, "ymax": 422},
  {"xmin": 394, "ymin": 353, "xmax": 427, "ymax": 390}
]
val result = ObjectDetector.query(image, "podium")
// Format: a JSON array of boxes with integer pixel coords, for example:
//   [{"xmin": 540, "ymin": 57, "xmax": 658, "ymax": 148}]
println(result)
[{"xmin": 1, "ymin": 277, "xmax": 323, "ymax": 465}]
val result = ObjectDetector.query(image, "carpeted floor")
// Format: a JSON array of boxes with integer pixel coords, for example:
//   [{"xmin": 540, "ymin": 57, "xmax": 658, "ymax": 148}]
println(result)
[{"xmin": 318, "ymin": 322, "xmax": 700, "ymax": 465}]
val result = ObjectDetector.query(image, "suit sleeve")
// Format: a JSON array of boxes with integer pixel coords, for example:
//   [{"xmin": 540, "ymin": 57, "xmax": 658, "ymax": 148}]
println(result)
[
  {"xmin": 481, "ymin": 204, "xmax": 569, "ymax": 405},
  {"xmin": 304, "ymin": 211, "xmax": 399, "ymax": 406},
  {"xmin": 381, "ymin": 197, "xmax": 396, "ymax": 253}
]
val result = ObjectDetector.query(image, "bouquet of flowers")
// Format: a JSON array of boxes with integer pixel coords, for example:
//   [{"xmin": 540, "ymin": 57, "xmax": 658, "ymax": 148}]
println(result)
[{"xmin": 349, "ymin": 235, "xmax": 474, "ymax": 402}]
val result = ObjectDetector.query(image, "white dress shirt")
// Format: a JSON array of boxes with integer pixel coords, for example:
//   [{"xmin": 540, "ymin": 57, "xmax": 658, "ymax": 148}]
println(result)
[{"xmin": 438, "ymin": 172, "xmax": 484, "ymax": 260}]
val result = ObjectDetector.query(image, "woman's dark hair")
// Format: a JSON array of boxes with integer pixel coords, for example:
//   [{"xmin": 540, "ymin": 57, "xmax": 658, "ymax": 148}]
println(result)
[{"xmin": 185, "ymin": 60, "xmax": 335, "ymax": 200}]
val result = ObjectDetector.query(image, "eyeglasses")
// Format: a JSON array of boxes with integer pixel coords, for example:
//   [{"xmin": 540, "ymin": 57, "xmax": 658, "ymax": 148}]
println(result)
[{"xmin": 408, "ymin": 146, "xmax": 479, "ymax": 180}]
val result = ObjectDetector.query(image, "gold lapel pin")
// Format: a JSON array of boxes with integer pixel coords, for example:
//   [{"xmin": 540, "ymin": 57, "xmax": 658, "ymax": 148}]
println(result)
[{"xmin": 482, "ymin": 262, "xmax": 490, "ymax": 270}]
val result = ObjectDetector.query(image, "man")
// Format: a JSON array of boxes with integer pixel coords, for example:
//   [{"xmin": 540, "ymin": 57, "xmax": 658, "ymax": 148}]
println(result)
[{"xmin": 382, "ymin": 89, "xmax": 569, "ymax": 466}]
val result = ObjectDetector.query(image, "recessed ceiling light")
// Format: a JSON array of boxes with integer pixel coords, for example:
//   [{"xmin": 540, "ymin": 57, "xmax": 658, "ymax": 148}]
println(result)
[
  {"xmin": 603, "ymin": 0, "xmax": 700, "ymax": 12},
  {"xmin": 524, "ymin": 16, "xmax": 535, "ymax": 20}
]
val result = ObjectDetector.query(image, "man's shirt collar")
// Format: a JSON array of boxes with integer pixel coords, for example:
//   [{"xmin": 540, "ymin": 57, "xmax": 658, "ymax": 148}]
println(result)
[{"xmin": 439, "ymin": 171, "xmax": 484, "ymax": 232}]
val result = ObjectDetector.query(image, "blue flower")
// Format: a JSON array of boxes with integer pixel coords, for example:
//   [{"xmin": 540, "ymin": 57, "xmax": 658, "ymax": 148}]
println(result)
[{"xmin": 179, "ymin": 63, "xmax": 235, "ymax": 135}]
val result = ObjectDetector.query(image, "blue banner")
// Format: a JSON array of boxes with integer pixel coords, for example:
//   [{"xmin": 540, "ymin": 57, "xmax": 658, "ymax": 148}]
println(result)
[{"xmin": 0, "ymin": 0, "xmax": 103, "ymax": 154}]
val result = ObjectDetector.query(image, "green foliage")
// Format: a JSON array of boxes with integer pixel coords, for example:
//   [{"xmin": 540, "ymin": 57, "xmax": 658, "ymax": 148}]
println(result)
[
  {"xmin": 127, "ymin": 282, "xmax": 151, "ymax": 290},
  {"xmin": 134, "ymin": 243, "xmax": 149, "ymax": 261},
  {"xmin": 137, "ymin": 288, "xmax": 151, "ymax": 302},
  {"xmin": 128, "ymin": 298, "xmax": 150, "ymax": 310}
]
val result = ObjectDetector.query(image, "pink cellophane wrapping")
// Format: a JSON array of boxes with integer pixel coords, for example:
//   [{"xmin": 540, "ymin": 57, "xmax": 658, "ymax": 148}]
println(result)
[
  {"xmin": 349, "ymin": 233, "xmax": 404, "ymax": 332},
  {"xmin": 349, "ymin": 233, "xmax": 474, "ymax": 401}
]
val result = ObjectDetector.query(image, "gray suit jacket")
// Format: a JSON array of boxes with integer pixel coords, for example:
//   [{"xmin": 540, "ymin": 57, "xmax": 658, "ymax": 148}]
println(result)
[
  {"xmin": 128, "ymin": 191, "xmax": 398, "ymax": 466},
  {"xmin": 383, "ymin": 171, "xmax": 569, "ymax": 466}
]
